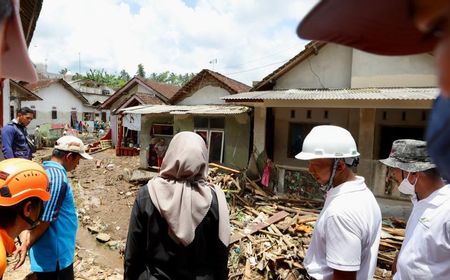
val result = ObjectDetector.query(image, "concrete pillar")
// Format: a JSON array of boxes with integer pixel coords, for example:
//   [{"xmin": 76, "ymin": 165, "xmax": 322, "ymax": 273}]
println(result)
[
  {"xmin": 358, "ymin": 108, "xmax": 376, "ymax": 189},
  {"xmin": 253, "ymin": 107, "xmax": 266, "ymax": 154}
]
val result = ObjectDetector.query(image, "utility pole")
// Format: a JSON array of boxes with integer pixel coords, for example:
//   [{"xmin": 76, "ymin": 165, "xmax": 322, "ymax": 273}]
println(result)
[{"xmin": 78, "ymin": 52, "xmax": 81, "ymax": 74}]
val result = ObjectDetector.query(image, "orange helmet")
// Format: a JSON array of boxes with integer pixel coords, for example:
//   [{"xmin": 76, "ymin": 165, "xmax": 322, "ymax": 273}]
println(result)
[{"xmin": 0, "ymin": 158, "xmax": 50, "ymax": 207}]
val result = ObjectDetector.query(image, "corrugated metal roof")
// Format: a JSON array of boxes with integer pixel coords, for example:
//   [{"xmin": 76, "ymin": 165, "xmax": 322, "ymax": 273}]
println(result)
[
  {"xmin": 121, "ymin": 105, "xmax": 251, "ymax": 115},
  {"xmin": 222, "ymin": 88, "xmax": 439, "ymax": 101}
]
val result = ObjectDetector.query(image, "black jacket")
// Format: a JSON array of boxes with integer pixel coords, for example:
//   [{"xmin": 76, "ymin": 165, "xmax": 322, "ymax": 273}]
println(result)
[{"xmin": 124, "ymin": 186, "xmax": 229, "ymax": 280}]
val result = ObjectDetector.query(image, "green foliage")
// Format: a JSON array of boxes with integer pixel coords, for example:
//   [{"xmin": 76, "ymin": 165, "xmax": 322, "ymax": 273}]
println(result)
[
  {"xmin": 59, "ymin": 68, "xmax": 69, "ymax": 75},
  {"xmin": 69, "ymin": 65, "xmax": 196, "ymax": 90},
  {"xmin": 147, "ymin": 71, "xmax": 195, "ymax": 86},
  {"xmin": 136, "ymin": 63, "xmax": 146, "ymax": 78}
]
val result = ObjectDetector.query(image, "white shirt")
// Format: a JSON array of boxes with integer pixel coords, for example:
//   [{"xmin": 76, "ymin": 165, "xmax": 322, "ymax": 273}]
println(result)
[
  {"xmin": 304, "ymin": 176, "xmax": 382, "ymax": 280},
  {"xmin": 394, "ymin": 185, "xmax": 450, "ymax": 280}
]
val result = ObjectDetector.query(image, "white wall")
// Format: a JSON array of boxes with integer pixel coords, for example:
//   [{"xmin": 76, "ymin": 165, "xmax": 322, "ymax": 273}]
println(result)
[
  {"xmin": 21, "ymin": 83, "xmax": 89, "ymax": 130},
  {"xmin": 275, "ymin": 44, "xmax": 353, "ymax": 89},
  {"xmin": 177, "ymin": 85, "xmax": 229, "ymax": 105},
  {"xmin": 351, "ymin": 50, "xmax": 437, "ymax": 87}
]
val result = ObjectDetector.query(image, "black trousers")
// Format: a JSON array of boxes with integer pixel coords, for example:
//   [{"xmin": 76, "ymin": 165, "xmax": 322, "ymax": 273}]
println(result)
[{"xmin": 34, "ymin": 263, "xmax": 74, "ymax": 280}]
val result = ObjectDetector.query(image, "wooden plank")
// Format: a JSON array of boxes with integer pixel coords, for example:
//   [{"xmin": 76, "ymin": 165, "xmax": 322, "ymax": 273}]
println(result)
[{"xmin": 229, "ymin": 211, "xmax": 290, "ymax": 244}]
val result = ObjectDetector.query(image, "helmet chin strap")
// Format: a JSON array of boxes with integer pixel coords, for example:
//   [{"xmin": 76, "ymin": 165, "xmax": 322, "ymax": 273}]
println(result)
[
  {"xmin": 20, "ymin": 212, "xmax": 40, "ymax": 230},
  {"xmin": 321, "ymin": 159, "xmax": 340, "ymax": 192}
]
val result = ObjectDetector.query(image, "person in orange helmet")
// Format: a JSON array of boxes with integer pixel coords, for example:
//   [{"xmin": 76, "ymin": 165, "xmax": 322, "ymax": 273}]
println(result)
[{"xmin": 0, "ymin": 158, "xmax": 50, "ymax": 279}]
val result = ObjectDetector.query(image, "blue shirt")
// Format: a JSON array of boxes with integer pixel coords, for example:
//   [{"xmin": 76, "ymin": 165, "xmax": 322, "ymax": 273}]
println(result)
[
  {"xmin": 30, "ymin": 161, "xmax": 78, "ymax": 272},
  {"xmin": 1, "ymin": 120, "xmax": 32, "ymax": 159}
]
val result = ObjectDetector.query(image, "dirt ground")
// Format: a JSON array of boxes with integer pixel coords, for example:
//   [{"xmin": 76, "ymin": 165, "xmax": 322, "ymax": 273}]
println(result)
[{"xmin": 5, "ymin": 148, "xmax": 141, "ymax": 280}]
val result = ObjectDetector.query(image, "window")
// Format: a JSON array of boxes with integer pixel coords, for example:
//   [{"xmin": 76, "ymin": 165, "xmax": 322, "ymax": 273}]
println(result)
[
  {"xmin": 151, "ymin": 124, "xmax": 174, "ymax": 136},
  {"xmin": 193, "ymin": 117, "xmax": 225, "ymax": 163},
  {"xmin": 287, "ymin": 122, "xmax": 326, "ymax": 158},
  {"xmin": 51, "ymin": 107, "xmax": 57, "ymax": 120}
]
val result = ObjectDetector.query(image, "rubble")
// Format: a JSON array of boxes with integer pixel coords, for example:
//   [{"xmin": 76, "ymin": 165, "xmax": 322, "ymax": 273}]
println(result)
[{"xmin": 208, "ymin": 163, "xmax": 404, "ymax": 279}]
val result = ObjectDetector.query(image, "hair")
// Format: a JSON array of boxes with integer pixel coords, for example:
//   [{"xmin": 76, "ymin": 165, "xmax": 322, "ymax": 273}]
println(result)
[
  {"xmin": 422, "ymin": 168, "xmax": 441, "ymax": 180},
  {"xmin": 0, "ymin": 0, "xmax": 13, "ymax": 25},
  {"xmin": 0, "ymin": 197, "xmax": 42, "ymax": 228},
  {"xmin": 52, "ymin": 148, "xmax": 70, "ymax": 159},
  {"xmin": 17, "ymin": 107, "xmax": 34, "ymax": 116}
]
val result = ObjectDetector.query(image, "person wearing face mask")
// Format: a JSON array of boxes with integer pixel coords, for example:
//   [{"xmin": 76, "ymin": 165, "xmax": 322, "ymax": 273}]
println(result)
[{"xmin": 380, "ymin": 139, "xmax": 450, "ymax": 279}]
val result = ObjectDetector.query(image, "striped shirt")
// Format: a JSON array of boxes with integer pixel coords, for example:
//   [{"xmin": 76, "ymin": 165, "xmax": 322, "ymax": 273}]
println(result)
[{"xmin": 29, "ymin": 161, "xmax": 78, "ymax": 272}]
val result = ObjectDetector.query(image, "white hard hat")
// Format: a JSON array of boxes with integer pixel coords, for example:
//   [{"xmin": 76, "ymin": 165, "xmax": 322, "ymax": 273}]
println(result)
[{"xmin": 295, "ymin": 125, "xmax": 359, "ymax": 160}]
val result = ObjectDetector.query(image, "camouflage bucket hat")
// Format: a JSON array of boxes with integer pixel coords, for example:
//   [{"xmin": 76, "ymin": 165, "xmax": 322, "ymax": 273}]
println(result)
[{"xmin": 379, "ymin": 139, "xmax": 435, "ymax": 172}]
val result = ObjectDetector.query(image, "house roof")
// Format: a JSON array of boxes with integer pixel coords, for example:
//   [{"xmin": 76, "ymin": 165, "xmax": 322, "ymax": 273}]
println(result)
[
  {"xmin": 10, "ymin": 80, "xmax": 42, "ymax": 101},
  {"xmin": 223, "ymin": 87, "xmax": 439, "ymax": 101},
  {"xmin": 99, "ymin": 76, "xmax": 179, "ymax": 109},
  {"xmin": 223, "ymin": 87, "xmax": 439, "ymax": 109},
  {"xmin": 170, "ymin": 69, "xmax": 251, "ymax": 104},
  {"xmin": 121, "ymin": 104, "xmax": 252, "ymax": 115},
  {"xmin": 251, "ymin": 41, "xmax": 327, "ymax": 91},
  {"xmin": 20, "ymin": 0, "xmax": 43, "ymax": 46},
  {"xmin": 24, "ymin": 78, "xmax": 90, "ymax": 105}
]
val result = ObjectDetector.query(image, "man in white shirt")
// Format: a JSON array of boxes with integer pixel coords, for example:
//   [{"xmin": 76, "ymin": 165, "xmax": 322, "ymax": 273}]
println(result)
[
  {"xmin": 296, "ymin": 125, "xmax": 381, "ymax": 280},
  {"xmin": 380, "ymin": 139, "xmax": 450, "ymax": 279}
]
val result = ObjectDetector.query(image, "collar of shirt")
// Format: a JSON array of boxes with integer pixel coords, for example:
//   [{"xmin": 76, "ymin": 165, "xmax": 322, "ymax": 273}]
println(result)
[
  {"xmin": 326, "ymin": 176, "xmax": 366, "ymax": 199},
  {"xmin": 0, "ymin": 228, "xmax": 16, "ymax": 254},
  {"xmin": 43, "ymin": 160, "xmax": 68, "ymax": 175},
  {"xmin": 416, "ymin": 184, "xmax": 450, "ymax": 208}
]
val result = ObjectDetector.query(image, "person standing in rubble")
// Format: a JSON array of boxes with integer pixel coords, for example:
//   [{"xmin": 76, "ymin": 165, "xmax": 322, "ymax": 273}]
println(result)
[
  {"xmin": 124, "ymin": 131, "xmax": 230, "ymax": 280},
  {"xmin": 0, "ymin": 159, "xmax": 50, "ymax": 279},
  {"xmin": 296, "ymin": 125, "xmax": 381, "ymax": 280},
  {"xmin": 13, "ymin": 136, "xmax": 93, "ymax": 280},
  {"xmin": 380, "ymin": 139, "xmax": 450, "ymax": 279}
]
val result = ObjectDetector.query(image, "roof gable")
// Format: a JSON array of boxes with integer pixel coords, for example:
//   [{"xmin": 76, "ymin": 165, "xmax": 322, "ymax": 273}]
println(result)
[
  {"xmin": 171, "ymin": 69, "xmax": 250, "ymax": 104},
  {"xmin": 251, "ymin": 41, "xmax": 326, "ymax": 91},
  {"xmin": 25, "ymin": 79, "xmax": 89, "ymax": 104},
  {"xmin": 100, "ymin": 76, "xmax": 177, "ymax": 109}
]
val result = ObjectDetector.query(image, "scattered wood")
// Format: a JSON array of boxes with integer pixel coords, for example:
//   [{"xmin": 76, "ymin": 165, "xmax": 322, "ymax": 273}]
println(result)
[{"xmin": 206, "ymin": 164, "xmax": 404, "ymax": 279}]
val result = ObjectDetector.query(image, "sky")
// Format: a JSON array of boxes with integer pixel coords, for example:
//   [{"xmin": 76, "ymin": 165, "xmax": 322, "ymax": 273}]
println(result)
[{"xmin": 29, "ymin": 0, "xmax": 319, "ymax": 85}]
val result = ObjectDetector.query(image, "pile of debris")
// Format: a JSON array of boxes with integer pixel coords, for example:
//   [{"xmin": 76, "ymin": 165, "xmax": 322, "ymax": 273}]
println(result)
[{"xmin": 208, "ymin": 164, "xmax": 405, "ymax": 280}]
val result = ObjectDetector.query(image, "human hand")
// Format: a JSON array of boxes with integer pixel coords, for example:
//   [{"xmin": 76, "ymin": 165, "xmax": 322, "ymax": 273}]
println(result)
[{"xmin": 12, "ymin": 230, "xmax": 31, "ymax": 269}]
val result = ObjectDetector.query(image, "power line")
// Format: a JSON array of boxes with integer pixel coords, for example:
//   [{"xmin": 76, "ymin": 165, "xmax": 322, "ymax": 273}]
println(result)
[{"xmin": 225, "ymin": 59, "xmax": 288, "ymax": 76}]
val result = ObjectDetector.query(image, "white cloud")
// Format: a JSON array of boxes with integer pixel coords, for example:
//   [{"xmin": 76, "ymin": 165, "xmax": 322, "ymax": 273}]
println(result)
[{"xmin": 29, "ymin": 0, "xmax": 318, "ymax": 85}]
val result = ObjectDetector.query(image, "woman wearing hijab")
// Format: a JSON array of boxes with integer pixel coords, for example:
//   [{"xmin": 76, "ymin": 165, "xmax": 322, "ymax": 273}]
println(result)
[{"xmin": 124, "ymin": 131, "xmax": 230, "ymax": 280}]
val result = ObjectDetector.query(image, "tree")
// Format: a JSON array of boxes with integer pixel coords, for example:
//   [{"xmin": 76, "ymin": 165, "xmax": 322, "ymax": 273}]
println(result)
[
  {"xmin": 119, "ymin": 69, "xmax": 130, "ymax": 81},
  {"xmin": 136, "ymin": 64, "xmax": 146, "ymax": 78},
  {"xmin": 59, "ymin": 68, "xmax": 69, "ymax": 75}
]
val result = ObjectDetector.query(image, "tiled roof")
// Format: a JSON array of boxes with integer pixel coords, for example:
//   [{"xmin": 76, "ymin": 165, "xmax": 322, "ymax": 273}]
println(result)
[
  {"xmin": 135, "ymin": 92, "xmax": 166, "ymax": 105},
  {"xmin": 24, "ymin": 79, "xmax": 89, "ymax": 104},
  {"xmin": 143, "ymin": 78, "xmax": 180, "ymax": 100},
  {"xmin": 223, "ymin": 87, "xmax": 439, "ymax": 101},
  {"xmin": 100, "ymin": 76, "xmax": 177, "ymax": 109},
  {"xmin": 121, "ymin": 104, "xmax": 251, "ymax": 115},
  {"xmin": 24, "ymin": 79, "xmax": 60, "ymax": 91},
  {"xmin": 171, "ymin": 69, "xmax": 251, "ymax": 103}
]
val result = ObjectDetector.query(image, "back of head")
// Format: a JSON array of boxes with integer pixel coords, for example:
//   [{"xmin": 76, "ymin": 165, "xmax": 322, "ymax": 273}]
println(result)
[
  {"xmin": 0, "ymin": 158, "xmax": 50, "ymax": 207},
  {"xmin": 296, "ymin": 125, "xmax": 359, "ymax": 161},
  {"xmin": 159, "ymin": 131, "xmax": 208, "ymax": 181}
]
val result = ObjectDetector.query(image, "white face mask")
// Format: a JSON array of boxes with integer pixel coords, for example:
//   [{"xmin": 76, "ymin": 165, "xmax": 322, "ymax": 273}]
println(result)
[{"xmin": 398, "ymin": 172, "xmax": 418, "ymax": 204}]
